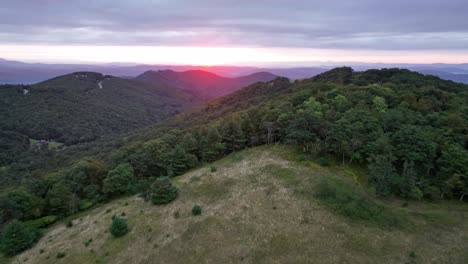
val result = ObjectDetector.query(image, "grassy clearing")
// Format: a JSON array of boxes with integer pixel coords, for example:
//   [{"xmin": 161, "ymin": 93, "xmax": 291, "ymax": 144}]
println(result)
[
  {"xmin": 314, "ymin": 178, "xmax": 407, "ymax": 229},
  {"xmin": 8, "ymin": 146, "xmax": 468, "ymax": 264}
]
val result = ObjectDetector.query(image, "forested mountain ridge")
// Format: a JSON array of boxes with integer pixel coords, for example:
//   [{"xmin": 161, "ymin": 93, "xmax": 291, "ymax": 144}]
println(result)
[
  {"xmin": 0, "ymin": 72, "xmax": 203, "ymax": 165},
  {"xmin": 1, "ymin": 67, "xmax": 467, "ymax": 260},
  {"xmin": 135, "ymin": 69, "xmax": 277, "ymax": 99}
]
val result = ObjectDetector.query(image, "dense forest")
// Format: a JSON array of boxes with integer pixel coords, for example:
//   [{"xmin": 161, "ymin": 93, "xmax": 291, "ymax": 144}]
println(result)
[
  {"xmin": 0, "ymin": 72, "xmax": 203, "ymax": 165},
  {"xmin": 0, "ymin": 67, "xmax": 467, "ymax": 256}
]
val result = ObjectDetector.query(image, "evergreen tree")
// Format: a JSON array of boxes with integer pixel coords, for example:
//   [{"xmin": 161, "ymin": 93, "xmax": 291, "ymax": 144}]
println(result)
[
  {"xmin": 180, "ymin": 133, "xmax": 199, "ymax": 155},
  {"xmin": 102, "ymin": 163, "xmax": 135, "ymax": 196},
  {"xmin": 202, "ymin": 127, "xmax": 225, "ymax": 162},
  {"xmin": 0, "ymin": 190, "xmax": 34, "ymax": 225},
  {"xmin": 168, "ymin": 145, "xmax": 198, "ymax": 176},
  {"xmin": 151, "ymin": 177, "xmax": 178, "ymax": 205},
  {"xmin": 110, "ymin": 217, "xmax": 128, "ymax": 237},
  {"xmin": 368, "ymin": 154, "xmax": 398, "ymax": 197},
  {"xmin": 46, "ymin": 181, "xmax": 79, "ymax": 216},
  {"xmin": 0, "ymin": 220, "xmax": 41, "ymax": 256},
  {"xmin": 221, "ymin": 118, "xmax": 246, "ymax": 153}
]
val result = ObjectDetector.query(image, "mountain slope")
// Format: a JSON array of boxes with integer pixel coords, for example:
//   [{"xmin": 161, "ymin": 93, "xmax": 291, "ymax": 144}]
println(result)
[
  {"xmin": 0, "ymin": 72, "xmax": 202, "ymax": 148},
  {"xmin": 10, "ymin": 146, "xmax": 468, "ymax": 264},
  {"xmin": 1, "ymin": 68, "xmax": 468, "ymax": 262},
  {"xmin": 135, "ymin": 69, "xmax": 277, "ymax": 99}
]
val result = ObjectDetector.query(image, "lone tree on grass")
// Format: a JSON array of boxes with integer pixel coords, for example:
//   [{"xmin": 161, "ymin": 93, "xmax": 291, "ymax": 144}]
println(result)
[
  {"xmin": 0, "ymin": 220, "xmax": 41, "ymax": 256},
  {"xmin": 110, "ymin": 217, "xmax": 128, "ymax": 237},
  {"xmin": 151, "ymin": 177, "xmax": 178, "ymax": 205}
]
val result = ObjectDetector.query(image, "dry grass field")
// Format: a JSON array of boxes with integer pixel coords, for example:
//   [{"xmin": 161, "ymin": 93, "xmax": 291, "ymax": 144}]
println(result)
[{"xmin": 8, "ymin": 146, "xmax": 468, "ymax": 264}]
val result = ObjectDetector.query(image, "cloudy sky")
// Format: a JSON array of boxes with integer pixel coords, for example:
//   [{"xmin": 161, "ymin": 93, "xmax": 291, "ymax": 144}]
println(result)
[{"xmin": 1, "ymin": 0, "xmax": 467, "ymax": 65}]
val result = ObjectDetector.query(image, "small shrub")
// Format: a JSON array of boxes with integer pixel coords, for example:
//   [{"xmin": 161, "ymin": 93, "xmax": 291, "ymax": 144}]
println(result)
[
  {"xmin": 210, "ymin": 166, "xmax": 217, "ymax": 172},
  {"xmin": 110, "ymin": 217, "xmax": 128, "ymax": 237},
  {"xmin": 56, "ymin": 252, "xmax": 66, "ymax": 259},
  {"xmin": 409, "ymin": 251, "xmax": 416, "ymax": 258},
  {"xmin": 121, "ymin": 212, "xmax": 126, "ymax": 217},
  {"xmin": 105, "ymin": 208, "xmax": 112, "ymax": 213},
  {"xmin": 151, "ymin": 177, "xmax": 178, "ymax": 205},
  {"xmin": 66, "ymin": 220, "xmax": 73, "ymax": 228},
  {"xmin": 192, "ymin": 205, "xmax": 202, "ymax": 216},
  {"xmin": 39, "ymin": 249, "xmax": 45, "ymax": 254},
  {"xmin": 0, "ymin": 221, "xmax": 41, "ymax": 256}
]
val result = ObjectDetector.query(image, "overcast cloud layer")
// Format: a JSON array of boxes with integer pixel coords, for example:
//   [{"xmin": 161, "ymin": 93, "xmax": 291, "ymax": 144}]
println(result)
[{"xmin": 1, "ymin": 0, "xmax": 467, "ymax": 50}]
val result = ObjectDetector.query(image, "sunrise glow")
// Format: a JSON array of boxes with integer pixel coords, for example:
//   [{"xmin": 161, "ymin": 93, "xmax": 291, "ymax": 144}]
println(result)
[{"xmin": 2, "ymin": 45, "xmax": 468, "ymax": 66}]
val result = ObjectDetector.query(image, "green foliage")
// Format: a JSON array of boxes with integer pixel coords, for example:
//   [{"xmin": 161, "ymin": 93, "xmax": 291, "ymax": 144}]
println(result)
[
  {"xmin": 0, "ymin": 220, "xmax": 41, "ymax": 256},
  {"xmin": 221, "ymin": 117, "xmax": 246, "ymax": 153},
  {"xmin": 0, "ymin": 73, "xmax": 199, "ymax": 147},
  {"xmin": 191, "ymin": 205, "xmax": 202, "ymax": 216},
  {"xmin": 66, "ymin": 220, "xmax": 73, "ymax": 228},
  {"xmin": 46, "ymin": 181, "xmax": 79, "ymax": 216},
  {"xmin": 167, "ymin": 145, "xmax": 198, "ymax": 176},
  {"xmin": 56, "ymin": 252, "xmax": 66, "ymax": 259},
  {"xmin": 26, "ymin": 215, "xmax": 58, "ymax": 229},
  {"xmin": 110, "ymin": 217, "xmax": 128, "ymax": 237},
  {"xmin": 372, "ymin": 96, "xmax": 388, "ymax": 113},
  {"xmin": 315, "ymin": 178, "xmax": 404, "ymax": 229},
  {"xmin": 150, "ymin": 177, "xmax": 178, "ymax": 205},
  {"xmin": 210, "ymin": 166, "xmax": 217, "ymax": 172},
  {"xmin": 0, "ymin": 190, "xmax": 36, "ymax": 225},
  {"xmin": 79, "ymin": 199, "xmax": 95, "ymax": 211},
  {"xmin": 102, "ymin": 163, "xmax": 135, "ymax": 196},
  {"xmin": 0, "ymin": 130, "xmax": 29, "ymax": 166},
  {"xmin": 313, "ymin": 67, "xmax": 353, "ymax": 84},
  {"xmin": 201, "ymin": 127, "xmax": 225, "ymax": 162}
]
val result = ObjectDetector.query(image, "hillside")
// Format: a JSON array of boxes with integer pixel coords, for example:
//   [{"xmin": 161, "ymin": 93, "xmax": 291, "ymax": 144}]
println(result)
[
  {"xmin": 1, "ymin": 68, "xmax": 467, "ymax": 263},
  {"xmin": 0, "ymin": 72, "xmax": 202, "ymax": 165},
  {"xmin": 135, "ymin": 69, "xmax": 277, "ymax": 99},
  {"xmin": 9, "ymin": 146, "xmax": 468, "ymax": 264},
  {"xmin": 0, "ymin": 72, "xmax": 201, "ymax": 143}
]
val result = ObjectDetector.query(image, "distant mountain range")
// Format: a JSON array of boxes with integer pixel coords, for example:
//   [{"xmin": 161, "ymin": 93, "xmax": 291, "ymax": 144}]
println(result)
[
  {"xmin": 1, "ymin": 58, "xmax": 468, "ymax": 84},
  {"xmin": 136, "ymin": 70, "xmax": 276, "ymax": 99}
]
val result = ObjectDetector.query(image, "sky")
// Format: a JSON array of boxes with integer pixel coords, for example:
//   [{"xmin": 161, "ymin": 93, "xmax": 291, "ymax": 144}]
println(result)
[{"xmin": 1, "ymin": 0, "xmax": 468, "ymax": 65}]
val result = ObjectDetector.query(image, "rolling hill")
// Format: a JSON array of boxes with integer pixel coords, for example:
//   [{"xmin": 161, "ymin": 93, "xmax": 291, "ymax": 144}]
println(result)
[
  {"xmin": 135, "ymin": 69, "xmax": 277, "ymax": 99},
  {"xmin": 0, "ymin": 71, "xmax": 201, "ymax": 150}
]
